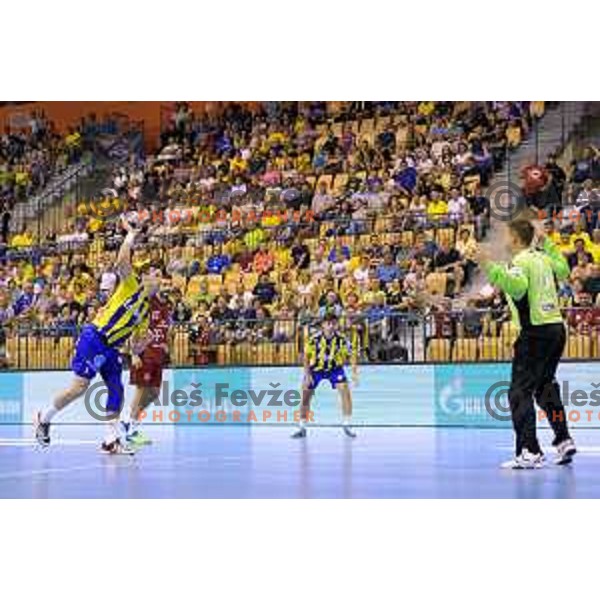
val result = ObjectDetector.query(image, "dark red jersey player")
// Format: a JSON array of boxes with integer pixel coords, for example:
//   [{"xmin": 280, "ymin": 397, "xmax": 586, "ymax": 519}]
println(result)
[{"xmin": 125, "ymin": 289, "xmax": 173, "ymax": 445}]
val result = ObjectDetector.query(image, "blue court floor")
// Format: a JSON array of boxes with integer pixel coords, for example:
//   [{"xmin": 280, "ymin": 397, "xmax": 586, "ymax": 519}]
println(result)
[{"xmin": 0, "ymin": 425, "xmax": 599, "ymax": 498}]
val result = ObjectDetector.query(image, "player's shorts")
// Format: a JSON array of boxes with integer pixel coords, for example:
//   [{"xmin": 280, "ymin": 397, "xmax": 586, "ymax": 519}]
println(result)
[
  {"xmin": 130, "ymin": 358, "xmax": 163, "ymax": 388},
  {"xmin": 308, "ymin": 367, "xmax": 348, "ymax": 390},
  {"xmin": 71, "ymin": 324, "xmax": 124, "ymax": 413}
]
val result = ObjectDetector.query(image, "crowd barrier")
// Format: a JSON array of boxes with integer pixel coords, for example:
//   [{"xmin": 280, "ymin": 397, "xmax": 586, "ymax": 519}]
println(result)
[{"xmin": 2, "ymin": 310, "xmax": 599, "ymax": 371}]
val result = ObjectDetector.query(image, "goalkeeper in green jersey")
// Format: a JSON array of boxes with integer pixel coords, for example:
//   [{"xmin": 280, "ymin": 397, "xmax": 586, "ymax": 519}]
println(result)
[{"xmin": 480, "ymin": 219, "xmax": 576, "ymax": 469}]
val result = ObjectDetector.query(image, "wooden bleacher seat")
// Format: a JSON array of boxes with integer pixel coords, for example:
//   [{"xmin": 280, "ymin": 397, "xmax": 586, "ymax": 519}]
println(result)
[
  {"xmin": 186, "ymin": 275, "xmax": 203, "ymax": 298},
  {"xmin": 173, "ymin": 330, "xmax": 191, "ymax": 366},
  {"xmin": 425, "ymin": 272, "xmax": 447, "ymax": 296},
  {"xmin": 316, "ymin": 174, "xmax": 334, "ymax": 193},
  {"xmin": 207, "ymin": 274, "xmax": 223, "ymax": 296},
  {"xmin": 565, "ymin": 335, "xmax": 592, "ymax": 359},
  {"xmin": 360, "ymin": 118, "xmax": 375, "ymax": 134},
  {"xmin": 436, "ymin": 228, "xmax": 455, "ymax": 247},
  {"xmin": 426, "ymin": 339, "xmax": 451, "ymax": 362},
  {"xmin": 452, "ymin": 338, "xmax": 478, "ymax": 362},
  {"xmin": 332, "ymin": 173, "xmax": 348, "ymax": 195},
  {"xmin": 242, "ymin": 272, "xmax": 258, "ymax": 291},
  {"xmin": 217, "ymin": 344, "xmax": 232, "ymax": 365},
  {"xmin": 277, "ymin": 343, "xmax": 297, "ymax": 365},
  {"xmin": 500, "ymin": 321, "xmax": 518, "ymax": 346}
]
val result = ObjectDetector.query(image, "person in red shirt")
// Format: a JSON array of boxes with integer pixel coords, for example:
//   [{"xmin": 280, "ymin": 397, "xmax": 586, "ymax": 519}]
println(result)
[
  {"xmin": 124, "ymin": 280, "xmax": 173, "ymax": 446},
  {"xmin": 521, "ymin": 164, "xmax": 550, "ymax": 209}
]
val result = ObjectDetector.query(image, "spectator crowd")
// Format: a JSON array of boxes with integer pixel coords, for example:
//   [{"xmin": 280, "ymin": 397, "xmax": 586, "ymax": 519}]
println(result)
[{"xmin": 6, "ymin": 100, "xmax": 594, "ymax": 366}]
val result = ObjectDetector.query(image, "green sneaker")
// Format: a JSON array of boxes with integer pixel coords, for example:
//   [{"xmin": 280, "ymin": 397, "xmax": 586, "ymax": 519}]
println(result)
[{"xmin": 126, "ymin": 430, "xmax": 153, "ymax": 446}]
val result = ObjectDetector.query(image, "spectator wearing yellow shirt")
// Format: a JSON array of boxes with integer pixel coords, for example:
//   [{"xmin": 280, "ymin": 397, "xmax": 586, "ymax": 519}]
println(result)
[
  {"xmin": 10, "ymin": 227, "xmax": 34, "ymax": 248},
  {"xmin": 65, "ymin": 128, "xmax": 82, "ymax": 162},
  {"xmin": 244, "ymin": 224, "xmax": 265, "ymax": 251},
  {"xmin": 556, "ymin": 231, "xmax": 575, "ymax": 255},
  {"xmin": 229, "ymin": 152, "xmax": 247, "ymax": 174},
  {"xmin": 273, "ymin": 247, "xmax": 292, "ymax": 271},
  {"xmin": 590, "ymin": 230, "xmax": 600, "ymax": 264},
  {"xmin": 543, "ymin": 221, "xmax": 562, "ymax": 245},
  {"xmin": 418, "ymin": 102, "xmax": 435, "ymax": 117},
  {"xmin": 426, "ymin": 193, "xmax": 448, "ymax": 221},
  {"xmin": 505, "ymin": 120, "xmax": 522, "ymax": 148},
  {"xmin": 570, "ymin": 222, "xmax": 593, "ymax": 250}
]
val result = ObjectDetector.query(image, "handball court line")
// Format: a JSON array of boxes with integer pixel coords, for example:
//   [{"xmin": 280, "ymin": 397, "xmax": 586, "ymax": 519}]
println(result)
[{"xmin": 0, "ymin": 449, "xmax": 217, "ymax": 482}]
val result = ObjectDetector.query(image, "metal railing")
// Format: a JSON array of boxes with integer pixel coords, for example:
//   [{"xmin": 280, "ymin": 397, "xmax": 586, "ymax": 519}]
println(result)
[{"xmin": 2, "ymin": 309, "xmax": 599, "ymax": 370}]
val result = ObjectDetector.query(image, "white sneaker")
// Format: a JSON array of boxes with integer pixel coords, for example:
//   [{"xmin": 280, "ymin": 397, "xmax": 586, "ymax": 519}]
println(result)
[
  {"xmin": 501, "ymin": 450, "xmax": 544, "ymax": 469},
  {"xmin": 554, "ymin": 438, "xmax": 576, "ymax": 465},
  {"xmin": 99, "ymin": 438, "xmax": 136, "ymax": 455}
]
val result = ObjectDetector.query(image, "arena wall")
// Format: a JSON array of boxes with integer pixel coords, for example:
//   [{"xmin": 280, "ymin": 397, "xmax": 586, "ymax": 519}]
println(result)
[{"xmin": 1, "ymin": 364, "xmax": 599, "ymax": 429}]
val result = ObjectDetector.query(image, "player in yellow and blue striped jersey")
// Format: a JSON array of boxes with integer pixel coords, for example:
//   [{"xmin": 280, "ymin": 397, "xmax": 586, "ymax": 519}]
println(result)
[
  {"xmin": 291, "ymin": 312, "xmax": 359, "ymax": 439},
  {"xmin": 34, "ymin": 216, "xmax": 151, "ymax": 454}
]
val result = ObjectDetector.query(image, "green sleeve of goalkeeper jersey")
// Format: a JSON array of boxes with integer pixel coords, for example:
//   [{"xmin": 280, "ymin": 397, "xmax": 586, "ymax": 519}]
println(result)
[{"xmin": 484, "ymin": 245, "xmax": 563, "ymax": 327}]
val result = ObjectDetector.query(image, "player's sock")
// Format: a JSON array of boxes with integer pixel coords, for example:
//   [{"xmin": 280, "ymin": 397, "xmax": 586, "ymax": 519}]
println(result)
[
  {"xmin": 291, "ymin": 419, "xmax": 307, "ymax": 438},
  {"xmin": 104, "ymin": 420, "xmax": 124, "ymax": 444},
  {"xmin": 41, "ymin": 405, "xmax": 58, "ymax": 424},
  {"xmin": 342, "ymin": 416, "xmax": 356, "ymax": 438}
]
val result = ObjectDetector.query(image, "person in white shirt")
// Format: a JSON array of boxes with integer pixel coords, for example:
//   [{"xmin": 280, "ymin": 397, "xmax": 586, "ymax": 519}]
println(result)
[
  {"xmin": 353, "ymin": 255, "xmax": 371, "ymax": 289},
  {"xmin": 447, "ymin": 187, "xmax": 468, "ymax": 222},
  {"xmin": 309, "ymin": 247, "xmax": 331, "ymax": 281},
  {"xmin": 228, "ymin": 284, "xmax": 254, "ymax": 311},
  {"xmin": 331, "ymin": 254, "xmax": 349, "ymax": 282}
]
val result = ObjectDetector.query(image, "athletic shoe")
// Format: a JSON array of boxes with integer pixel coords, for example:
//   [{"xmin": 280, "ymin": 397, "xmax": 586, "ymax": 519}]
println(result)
[
  {"xmin": 127, "ymin": 430, "xmax": 152, "ymax": 446},
  {"xmin": 99, "ymin": 439, "xmax": 136, "ymax": 455},
  {"xmin": 291, "ymin": 427, "xmax": 307, "ymax": 439},
  {"xmin": 500, "ymin": 450, "xmax": 544, "ymax": 469},
  {"xmin": 33, "ymin": 411, "xmax": 50, "ymax": 446},
  {"xmin": 554, "ymin": 438, "xmax": 577, "ymax": 465},
  {"xmin": 342, "ymin": 425, "xmax": 357, "ymax": 438}
]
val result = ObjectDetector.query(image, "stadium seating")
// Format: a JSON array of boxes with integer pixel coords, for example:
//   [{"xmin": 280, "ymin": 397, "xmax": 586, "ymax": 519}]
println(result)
[{"xmin": 4, "ymin": 101, "xmax": 596, "ymax": 369}]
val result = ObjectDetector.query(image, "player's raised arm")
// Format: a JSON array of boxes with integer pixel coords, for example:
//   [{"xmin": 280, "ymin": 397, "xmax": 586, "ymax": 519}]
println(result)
[
  {"xmin": 539, "ymin": 233, "xmax": 570, "ymax": 281},
  {"xmin": 116, "ymin": 215, "xmax": 138, "ymax": 278},
  {"xmin": 478, "ymin": 243, "xmax": 529, "ymax": 300}
]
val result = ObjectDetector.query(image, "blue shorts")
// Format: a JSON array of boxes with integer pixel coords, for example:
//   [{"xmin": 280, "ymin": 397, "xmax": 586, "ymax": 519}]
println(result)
[
  {"xmin": 72, "ymin": 324, "xmax": 124, "ymax": 413},
  {"xmin": 309, "ymin": 367, "xmax": 348, "ymax": 390}
]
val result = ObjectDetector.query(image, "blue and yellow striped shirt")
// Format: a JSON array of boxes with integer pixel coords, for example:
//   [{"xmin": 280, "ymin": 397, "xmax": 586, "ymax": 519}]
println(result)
[
  {"xmin": 305, "ymin": 332, "xmax": 353, "ymax": 372},
  {"xmin": 93, "ymin": 272, "xmax": 149, "ymax": 348}
]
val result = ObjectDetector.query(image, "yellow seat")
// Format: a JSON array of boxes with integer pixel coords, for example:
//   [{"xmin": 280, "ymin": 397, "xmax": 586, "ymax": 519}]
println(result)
[
  {"xmin": 207, "ymin": 274, "xmax": 223, "ymax": 296},
  {"xmin": 436, "ymin": 228, "xmax": 455, "ymax": 247},
  {"xmin": 234, "ymin": 343, "xmax": 252, "ymax": 364},
  {"xmin": 500, "ymin": 321, "xmax": 518, "ymax": 346},
  {"xmin": 426, "ymin": 339, "xmax": 451, "ymax": 362},
  {"xmin": 217, "ymin": 344, "xmax": 233, "ymax": 365},
  {"xmin": 5, "ymin": 337, "xmax": 17, "ymax": 367},
  {"xmin": 565, "ymin": 335, "xmax": 592, "ymax": 359},
  {"xmin": 255, "ymin": 344, "xmax": 275, "ymax": 365},
  {"xmin": 242, "ymin": 272, "xmax": 258, "ymax": 291},
  {"xmin": 360, "ymin": 118, "xmax": 375, "ymax": 133},
  {"xmin": 452, "ymin": 338, "xmax": 478, "ymax": 362},
  {"xmin": 277, "ymin": 343, "xmax": 297, "ymax": 365},
  {"xmin": 171, "ymin": 274, "xmax": 187, "ymax": 293},
  {"xmin": 316, "ymin": 174, "xmax": 334, "ymax": 193},
  {"xmin": 425, "ymin": 272, "xmax": 447, "ymax": 296},
  {"xmin": 360, "ymin": 132, "xmax": 375, "ymax": 147},
  {"xmin": 332, "ymin": 173, "xmax": 348, "ymax": 195},
  {"xmin": 173, "ymin": 330, "xmax": 191, "ymax": 366},
  {"xmin": 479, "ymin": 337, "xmax": 500, "ymax": 361},
  {"xmin": 59, "ymin": 337, "xmax": 75, "ymax": 369},
  {"xmin": 186, "ymin": 276, "xmax": 204, "ymax": 298},
  {"xmin": 376, "ymin": 115, "xmax": 391, "ymax": 131},
  {"xmin": 401, "ymin": 231, "xmax": 415, "ymax": 246}
]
